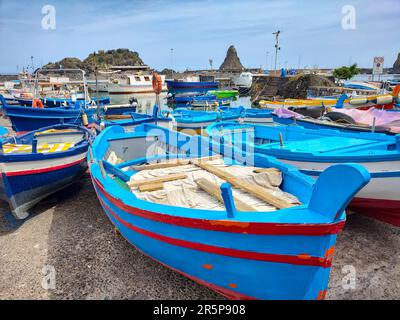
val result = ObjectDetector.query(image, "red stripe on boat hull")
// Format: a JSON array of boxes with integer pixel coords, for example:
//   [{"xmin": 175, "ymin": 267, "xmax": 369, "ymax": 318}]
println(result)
[
  {"xmin": 349, "ymin": 197, "xmax": 400, "ymax": 227},
  {"xmin": 93, "ymin": 178, "xmax": 345, "ymax": 236},
  {"xmin": 6, "ymin": 158, "xmax": 86, "ymax": 176},
  {"xmin": 99, "ymin": 198, "xmax": 331, "ymax": 267}
]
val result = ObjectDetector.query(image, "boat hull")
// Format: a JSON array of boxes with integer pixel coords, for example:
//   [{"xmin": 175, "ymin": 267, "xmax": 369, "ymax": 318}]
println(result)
[
  {"xmin": 267, "ymin": 159, "xmax": 400, "ymax": 227},
  {"xmin": 4, "ymin": 106, "xmax": 98, "ymax": 133},
  {"xmin": 166, "ymin": 81, "xmax": 219, "ymax": 93},
  {"xmin": 92, "ymin": 177, "xmax": 339, "ymax": 300},
  {"xmin": 108, "ymin": 84, "xmax": 167, "ymax": 95},
  {"xmin": 272, "ymin": 115, "xmax": 394, "ymax": 135},
  {"xmin": 0, "ymin": 151, "xmax": 87, "ymax": 219}
]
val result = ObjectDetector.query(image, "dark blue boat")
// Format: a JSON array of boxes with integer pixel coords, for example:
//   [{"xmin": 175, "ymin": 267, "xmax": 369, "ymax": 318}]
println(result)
[
  {"xmin": 0, "ymin": 95, "xmax": 99, "ymax": 133},
  {"xmin": 166, "ymin": 80, "xmax": 219, "ymax": 93},
  {"xmin": 16, "ymin": 96, "xmax": 110, "ymax": 108}
]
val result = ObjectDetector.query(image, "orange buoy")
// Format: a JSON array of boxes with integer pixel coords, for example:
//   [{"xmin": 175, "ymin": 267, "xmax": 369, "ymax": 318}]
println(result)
[
  {"xmin": 32, "ymin": 99, "xmax": 44, "ymax": 109},
  {"xmin": 152, "ymin": 72, "xmax": 163, "ymax": 95},
  {"xmin": 393, "ymin": 84, "xmax": 400, "ymax": 98}
]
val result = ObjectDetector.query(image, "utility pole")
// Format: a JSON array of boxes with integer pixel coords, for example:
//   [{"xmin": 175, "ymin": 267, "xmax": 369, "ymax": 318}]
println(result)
[
  {"xmin": 30, "ymin": 56, "xmax": 34, "ymax": 72},
  {"xmin": 209, "ymin": 59, "xmax": 213, "ymax": 71},
  {"xmin": 297, "ymin": 54, "xmax": 302, "ymax": 71},
  {"xmin": 170, "ymin": 48, "xmax": 174, "ymax": 78},
  {"xmin": 272, "ymin": 30, "xmax": 281, "ymax": 74}
]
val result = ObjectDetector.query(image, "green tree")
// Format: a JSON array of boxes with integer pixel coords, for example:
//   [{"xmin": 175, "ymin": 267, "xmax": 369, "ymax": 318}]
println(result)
[{"xmin": 333, "ymin": 64, "xmax": 360, "ymax": 80}]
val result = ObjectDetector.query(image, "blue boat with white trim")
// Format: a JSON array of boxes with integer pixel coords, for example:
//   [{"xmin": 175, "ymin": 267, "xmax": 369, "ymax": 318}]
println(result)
[
  {"xmin": 0, "ymin": 95, "xmax": 99, "ymax": 133},
  {"xmin": 207, "ymin": 122, "xmax": 400, "ymax": 226},
  {"xmin": 88, "ymin": 123, "xmax": 369, "ymax": 299},
  {"xmin": 168, "ymin": 108, "xmax": 241, "ymax": 132},
  {"xmin": 0, "ymin": 124, "xmax": 92, "ymax": 219}
]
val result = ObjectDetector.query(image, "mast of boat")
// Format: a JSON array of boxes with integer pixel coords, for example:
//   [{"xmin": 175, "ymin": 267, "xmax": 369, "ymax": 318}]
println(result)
[{"xmin": 95, "ymin": 66, "xmax": 100, "ymax": 118}]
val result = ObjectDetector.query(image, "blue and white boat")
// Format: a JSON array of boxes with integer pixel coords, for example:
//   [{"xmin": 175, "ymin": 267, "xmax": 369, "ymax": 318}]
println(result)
[
  {"xmin": 88, "ymin": 123, "xmax": 369, "ymax": 299},
  {"xmin": 207, "ymin": 122, "xmax": 400, "ymax": 227},
  {"xmin": 16, "ymin": 96, "xmax": 110, "ymax": 108},
  {"xmin": 0, "ymin": 124, "xmax": 92, "ymax": 219},
  {"xmin": 1, "ymin": 95, "xmax": 99, "ymax": 133},
  {"xmin": 220, "ymin": 107, "xmax": 273, "ymax": 124},
  {"xmin": 94, "ymin": 106, "xmax": 171, "ymax": 133},
  {"xmin": 169, "ymin": 108, "xmax": 241, "ymax": 132}
]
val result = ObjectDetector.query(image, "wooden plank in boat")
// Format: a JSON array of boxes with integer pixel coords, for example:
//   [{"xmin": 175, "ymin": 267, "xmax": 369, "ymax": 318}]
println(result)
[
  {"xmin": 132, "ymin": 159, "xmax": 191, "ymax": 171},
  {"xmin": 127, "ymin": 173, "xmax": 188, "ymax": 187},
  {"xmin": 191, "ymin": 161, "xmax": 295, "ymax": 209},
  {"xmin": 195, "ymin": 178, "xmax": 256, "ymax": 212},
  {"xmin": 132, "ymin": 155, "xmax": 222, "ymax": 171},
  {"xmin": 139, "ymin": 182, "xmax": 164, "ymax": 192},
  {"xmin": 253, "ymin": 168, "xmax": 280, "ymax": 174}
]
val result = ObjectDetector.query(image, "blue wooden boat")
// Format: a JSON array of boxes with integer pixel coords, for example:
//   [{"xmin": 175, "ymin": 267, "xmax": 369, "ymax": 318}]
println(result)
[
  {"xmin": 0, "ymin": 124, "xmax": 92, "ymax": 219},
  {"xmin": 166, "ymin": 80, "xmax": 219, "ymax": 93},
  {"xmin": 94, "ymin": 107, "xmax": 171, "ymax": 133},
  {"xmin": 104, "ymin": 104, "xmax": 136, "ymax": 116},
  {"xmin": 0, "ymin": 95, "xmax": 99, "ymax": 133},
  {"xmin": 271, "ymin": 108, "xmax": 397, "ymax": 135},
  {"xmin": 168, "ymin": 108, "xmax": 241, "ymax": 132},
  {"xmin": 220, "ymin": 107, "xmax": 273, "ymax": 124},
  {"xmin": 207, "ymin": 122, "xmax": 400, "ymax": 226},
  {"xmin": 88, "ymin": 123, "xmax": 369, "ymax": 299},
  {"xmin": 16, "ymin": 96, "xmax": 110, "ymax": 108}
]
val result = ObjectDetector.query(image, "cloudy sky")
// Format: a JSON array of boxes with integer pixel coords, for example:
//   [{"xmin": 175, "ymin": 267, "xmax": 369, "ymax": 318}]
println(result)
[{"xmin": 0, "ymin": 0, "xmax": 399, "ymax": 73}]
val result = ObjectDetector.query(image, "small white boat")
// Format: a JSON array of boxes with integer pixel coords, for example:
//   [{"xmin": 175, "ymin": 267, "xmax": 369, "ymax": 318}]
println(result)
[{"xmin": 108, "ymin": 74, "xmax": 167, "ymax": 94}]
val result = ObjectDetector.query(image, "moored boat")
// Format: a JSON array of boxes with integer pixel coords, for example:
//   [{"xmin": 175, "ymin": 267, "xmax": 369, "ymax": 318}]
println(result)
[
  {"xmin": 207, "ymin": 90, "xmax": 238, "ymax": 99},
  {"xmin": 207, "ymin": 121, "xmax": 400, "ymax": 226},
  {"xmin": 88, "ymin": 123, "xmax": 370, "ymax": 299},
  {"xmin": 220, "ymin": 107, "xmax": 273, "ymax": 124},
  {"xmin": 88, "ymin": 125, "xmax": 369, "ymax": 299},
  {"xmin": 0, "ymin": 95, "xmax": 99, "ymax": 133},
  {"xmin": 271, "ymin": 107, "xmax": 398, "ymax": 135},
  {"xmin": 93, "ymin": 106, "xmax": 171, "ymax": 133},
  {"xmin": 169, "ymin": 108, "xmax": 241, "ymax": 132},
  {"xmin": 108, "ymin": 74, "xmax": 167, "ymax": 95},
  {"xmin": 0, "ymin": 124, "xmax": 92, "ymax": 219},
  {"xmin": 166, "ymin": 80, "xmax": 219, "ymax": 92},
  {"xmin": 16, "ymin": 96, "xmax": 110, "ymax": 108}
]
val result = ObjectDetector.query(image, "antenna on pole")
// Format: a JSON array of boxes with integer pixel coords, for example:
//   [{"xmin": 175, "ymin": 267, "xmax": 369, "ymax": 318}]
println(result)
[
  {"xmin": 170, "ymin": 48, "xmax": 174, "ymax": 78},
  {"xmin": 272, "ymin": 30, "xmax": 281, "ymax": 74},
  {"xmin": 30, "ymin": 56, "xmax": 35, "ymax": 72}
]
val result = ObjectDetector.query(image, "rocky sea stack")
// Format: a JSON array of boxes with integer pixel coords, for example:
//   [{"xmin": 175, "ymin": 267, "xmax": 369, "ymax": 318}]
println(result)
[
  {"xmin": 393, "ymin": 52, "xmax": 400, "ymax": 73},
  {"xmin": 219, "ymin": 45, "xmax": 244, "ymax": 72}
]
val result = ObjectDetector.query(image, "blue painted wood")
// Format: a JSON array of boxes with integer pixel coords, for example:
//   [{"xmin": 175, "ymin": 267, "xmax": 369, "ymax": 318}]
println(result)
[
  {"xmin": 88, "ymin": 124, "xmax": 370, "ymax": 300},
  {"xmin": 220, "ymin": 183, "xmax": 236, "ymax": 218}
]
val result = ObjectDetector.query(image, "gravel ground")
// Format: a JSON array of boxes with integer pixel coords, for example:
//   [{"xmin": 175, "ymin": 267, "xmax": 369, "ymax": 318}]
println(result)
[{"xmin": 0, "ymin": 117, "xmax": 399, "ymax": 300}]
